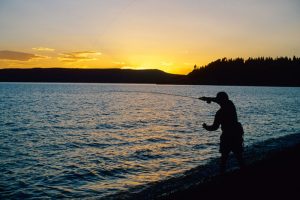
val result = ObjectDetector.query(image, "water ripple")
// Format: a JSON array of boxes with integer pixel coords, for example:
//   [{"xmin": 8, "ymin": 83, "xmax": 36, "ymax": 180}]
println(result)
[{"xmin": 0, "ymin": 83, "xmax": 299, "ymax": 199}]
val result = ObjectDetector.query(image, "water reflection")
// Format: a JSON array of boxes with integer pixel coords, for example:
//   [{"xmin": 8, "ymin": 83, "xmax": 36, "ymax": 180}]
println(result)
[{"xmin": 0, "ymin": 83, "xmax": 299, "ymax": 199}]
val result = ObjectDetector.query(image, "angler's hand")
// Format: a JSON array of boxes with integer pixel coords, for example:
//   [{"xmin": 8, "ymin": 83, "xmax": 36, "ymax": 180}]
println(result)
[{"xmin": 198, "ymin": 97, "xmax": 211, "ymax": 104}]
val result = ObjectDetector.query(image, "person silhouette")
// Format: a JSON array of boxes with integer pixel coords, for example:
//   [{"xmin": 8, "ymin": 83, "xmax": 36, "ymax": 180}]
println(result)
[{"xmin": 199, "ymin": 92, "xmax": 245, "ymax": 173}]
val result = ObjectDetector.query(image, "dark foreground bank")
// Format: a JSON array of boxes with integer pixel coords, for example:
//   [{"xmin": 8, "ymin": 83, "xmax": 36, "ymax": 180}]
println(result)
[
  {"xmin": 108, "ymin": 133, "xmax": 300, "ymax": 200},
  {"xmin": 162, "ymin": 142, "xmax": 300, "ymax": 199}
]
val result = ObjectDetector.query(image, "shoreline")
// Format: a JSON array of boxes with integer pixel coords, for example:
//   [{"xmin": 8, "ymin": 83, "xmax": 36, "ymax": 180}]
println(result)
[
  {"xmin": 163, "ymin": 141, "xmax": 300, "ymax": 199},
  {"xmin": 162, "ymin": 134, "xmax": 300, "ymax": 199},
  {"xmin": 1, "ymin": 67, "xmax": 299, "ymax": 87},
  {"xmin": 1, "ymin": 81, "xmax": 300, "ymax": 88},
  {"xmin": 109, "ymin": 133, "xmax": 300, "ymax": 199}
]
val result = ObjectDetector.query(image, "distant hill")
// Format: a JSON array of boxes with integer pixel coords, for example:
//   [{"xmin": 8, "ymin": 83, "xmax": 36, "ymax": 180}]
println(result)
[
  {"xmin": 1, "ymin": 57, "xmax": 299, "ymax": 86},
  {"xmin": 0, "ymin": 68, "xmax": 185, "ymax": 84},
  {"xmin": 188, "ymin": 57, "xmax": 300, "ymax": 86}
]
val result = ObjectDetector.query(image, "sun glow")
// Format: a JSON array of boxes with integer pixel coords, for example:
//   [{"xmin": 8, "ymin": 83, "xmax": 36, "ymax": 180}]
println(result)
[
  {"xmin": 1, "ymin": 0, "xmax": 299, "ymax": 75},
  {"xmin": 118, "ymin": 54, "xmax": 193, "ymax": 74}
]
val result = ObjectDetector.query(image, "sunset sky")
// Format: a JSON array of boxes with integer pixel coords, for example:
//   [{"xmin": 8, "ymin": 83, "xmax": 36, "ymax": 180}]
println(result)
[{"xmin": 1, "ymin": 0, "xmax": 299, "ymax": 74}]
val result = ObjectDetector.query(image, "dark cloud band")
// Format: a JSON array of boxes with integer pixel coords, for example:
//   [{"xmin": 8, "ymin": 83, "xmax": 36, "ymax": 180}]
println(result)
[{"xmin": 0, "ymin": 50, "xmax": 42, "ymax": 61}]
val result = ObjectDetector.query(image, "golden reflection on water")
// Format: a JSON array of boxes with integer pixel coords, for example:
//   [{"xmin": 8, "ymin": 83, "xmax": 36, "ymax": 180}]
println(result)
[{"xmin": 41, "ymin": 91, "xmax": 218, "ymax": 194}]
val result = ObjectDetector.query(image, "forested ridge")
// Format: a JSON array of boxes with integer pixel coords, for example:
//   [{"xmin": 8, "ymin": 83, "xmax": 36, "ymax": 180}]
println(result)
[
  {"xmin": 1, "ymin": 57, "xmax": 299, "ymax": 86},
  {"xmin": 188, "ymin": 57, "xmax": 300, "ymax": 86}
]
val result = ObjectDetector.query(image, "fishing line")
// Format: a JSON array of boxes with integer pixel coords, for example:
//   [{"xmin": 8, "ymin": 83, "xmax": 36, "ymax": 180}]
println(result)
[{"xmin": 104, "ymin": 90, "xmax": 199, "ymax": 100}]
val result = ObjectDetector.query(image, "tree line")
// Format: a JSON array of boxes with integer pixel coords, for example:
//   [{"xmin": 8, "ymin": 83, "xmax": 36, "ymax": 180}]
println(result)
[{"xmin": 188, "ymin": 57, "xmax": 300, "ymax": 86}]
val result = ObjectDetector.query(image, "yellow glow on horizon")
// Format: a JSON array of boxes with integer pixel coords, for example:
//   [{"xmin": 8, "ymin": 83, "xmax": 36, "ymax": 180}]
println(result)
[
  {"xmin": 119, "ymin": 54, "xmax": 194, "ymax": 74},
  {"xmin": 0, "ymin": 49, "xmax": 196, "ymax": 74}
]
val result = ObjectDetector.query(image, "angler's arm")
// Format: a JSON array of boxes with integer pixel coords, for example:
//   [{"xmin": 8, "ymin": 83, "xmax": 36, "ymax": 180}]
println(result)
[{"xmin": 203, "ymin": 113, "xmax": 220, "ymax": 131}]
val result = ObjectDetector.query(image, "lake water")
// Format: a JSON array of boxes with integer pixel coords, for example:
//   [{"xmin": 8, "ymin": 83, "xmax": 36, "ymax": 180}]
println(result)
[{"xmin": 0, "ymin": 83, "xmax": 299, "ymax": 199}]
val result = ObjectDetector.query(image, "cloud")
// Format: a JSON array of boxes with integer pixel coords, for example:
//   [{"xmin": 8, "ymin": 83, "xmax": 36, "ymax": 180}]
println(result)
[
  {"xmin": 58, "ymin": 51, "xmax": 102, "ymax": 62},
  {"xmin": 0, "ymin": 50, "xmax": 44, "ymax": 61},
  {"xmin": 32, "ymin": 47, "xmax": 55, "ymax": 51}
]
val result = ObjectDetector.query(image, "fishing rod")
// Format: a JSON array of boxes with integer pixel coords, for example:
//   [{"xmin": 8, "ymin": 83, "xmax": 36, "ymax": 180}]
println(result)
[{"xmin": 104, "ymin": 90, "xmax": 199, "ymax": 100}]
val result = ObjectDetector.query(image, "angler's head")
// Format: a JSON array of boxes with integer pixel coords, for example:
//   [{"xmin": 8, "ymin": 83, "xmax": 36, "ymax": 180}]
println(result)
[{"xmin": 215, "ymin": 91, "xmax": 229, "ymax": 105}]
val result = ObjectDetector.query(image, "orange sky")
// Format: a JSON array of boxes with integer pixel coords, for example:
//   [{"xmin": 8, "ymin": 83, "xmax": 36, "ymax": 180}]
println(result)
[{"xmin": 1, "ymin": 0, "xmax": 300, "ymax": 74}]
